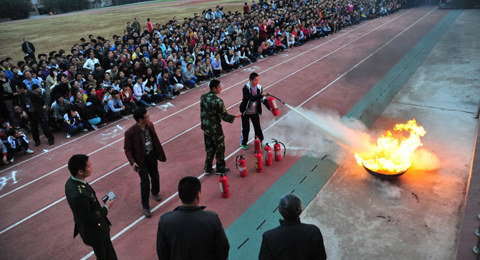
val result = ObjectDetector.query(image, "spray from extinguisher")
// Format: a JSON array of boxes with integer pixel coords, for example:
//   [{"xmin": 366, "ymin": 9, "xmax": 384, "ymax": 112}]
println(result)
[
  {"xmin": 219, "ymin": 173, "xmax": 230, "ymax": 198},
  {"xmin": 236, "ymin": 155, "xmax": 247, "ymax": 177},
  {"xmin": 254, "ymin": 135, "xmax": 261, "ymax": 153},
  {"xmin": 272, "ymin": 139, "xmax": 286, "ymax": 161},
  {"xmin": 254, "ymin": 149, "xmax": 263, "ymax": 172},
  {"xmin": 264, "ymin": 143, "xmax": 272, "ymax": 166},
  {"xmin": 266, "ymin": 94, "xmax": 280, "ymax": 116}
]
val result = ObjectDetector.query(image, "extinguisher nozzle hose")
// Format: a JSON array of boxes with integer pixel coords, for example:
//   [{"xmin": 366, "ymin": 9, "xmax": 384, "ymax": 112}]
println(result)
[{"xmin": 266, "ymin": 93, "xmax": 286, "ymax": 105}]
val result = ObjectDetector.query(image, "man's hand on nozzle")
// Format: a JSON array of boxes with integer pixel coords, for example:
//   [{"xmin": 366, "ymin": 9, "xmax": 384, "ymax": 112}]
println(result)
[
  {"xmin": 235, "ymin": 112, "xmax": 242, "ymax": 118},
  {"xmin": 262, "ymin": 92, "xmax": 268, "ymax": 97}
]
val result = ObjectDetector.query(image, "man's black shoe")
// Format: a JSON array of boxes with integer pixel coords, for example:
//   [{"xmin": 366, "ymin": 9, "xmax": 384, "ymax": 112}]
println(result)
[
  {"xmin": 35, "ymin": 141, "xmax": 40, "ymax": 147},
  {"xmin": 203, "ymin": 169, "xmax": 214, "ymax": 175},
  {"xmin": 153, "ymin": 194, "xmax": 162, "ymax": 202},
  {"xmin": 48, "ymin": 139, "xmax": 55, "ymax": 146},
  {"xmin": 216, "ymin": 168, "xmax": 230, "ymax": 175},
  {"xmin": 143, "ymin": 208, "xmax": 152, "ymax": 218}
]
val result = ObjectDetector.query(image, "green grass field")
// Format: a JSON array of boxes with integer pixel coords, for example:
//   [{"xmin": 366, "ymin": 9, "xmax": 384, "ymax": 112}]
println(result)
[{"xmin": 0, "ymin": 0, "xmax": 244, "ymax": 63}]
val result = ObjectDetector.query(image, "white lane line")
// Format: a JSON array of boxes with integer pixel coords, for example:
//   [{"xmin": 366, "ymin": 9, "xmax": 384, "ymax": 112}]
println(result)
[
  {"xmin": 0, "ymin": 10, "xmax": 393, "ymax": 198},
  {"xmin": 79, "ymin": 8, "xmax": 436, "ymax": 259},
  {"xmin": 0, "ymin": 8, "xmax": 420, "ymax": 239}
]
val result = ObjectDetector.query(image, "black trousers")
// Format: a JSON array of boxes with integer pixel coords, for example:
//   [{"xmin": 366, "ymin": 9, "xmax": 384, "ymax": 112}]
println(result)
[
  {"xmin": 138, "ymin": 153, "xmax": 159, "ymax": 209},
  {"xmin": 27, "ymin": 111, "xmax": 54, "ymax": 143},
  {"xmin": 241, "ymin": 113, "xmax": 263, "ymax": 146},
  {"xmin": 91, "ymin": 238, "xmax": 117, "ymax": 260}
]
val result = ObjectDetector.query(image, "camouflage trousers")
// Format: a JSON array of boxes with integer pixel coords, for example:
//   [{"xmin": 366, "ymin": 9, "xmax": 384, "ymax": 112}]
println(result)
[{"xmin": 204, "ymin": 133, "xmax": 226, "ymax": 173}]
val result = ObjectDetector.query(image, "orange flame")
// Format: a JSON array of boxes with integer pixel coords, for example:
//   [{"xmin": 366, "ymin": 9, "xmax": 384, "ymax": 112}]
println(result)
[{"xmin": 354, "ymin": 119, "xmax": 426, "ymax": 174}]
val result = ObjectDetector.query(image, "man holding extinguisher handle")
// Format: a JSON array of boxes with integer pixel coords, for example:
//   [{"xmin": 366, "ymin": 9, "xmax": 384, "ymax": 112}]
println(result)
[
  {"xmin": 200, "ymin": 79, "xmax": 241, "ymax": 175},
  {"xmin": 240, "ymin": 72, "xmax": 271, "ymax": 150}
]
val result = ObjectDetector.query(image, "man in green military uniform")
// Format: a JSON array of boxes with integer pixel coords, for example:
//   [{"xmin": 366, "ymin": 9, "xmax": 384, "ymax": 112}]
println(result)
[
  {"xmin": 65, "ymin": 154, "xmax": 117, "ymax": 259},
  {"xmin": 200, "ymin": 79, "xmax": 241, "ymax": 175}
]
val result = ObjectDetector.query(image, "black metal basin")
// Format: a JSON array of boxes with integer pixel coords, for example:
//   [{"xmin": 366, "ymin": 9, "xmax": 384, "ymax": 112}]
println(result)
[{"xmin": 363, "ymin": 165, "xmax": 406, "ymax": 180}]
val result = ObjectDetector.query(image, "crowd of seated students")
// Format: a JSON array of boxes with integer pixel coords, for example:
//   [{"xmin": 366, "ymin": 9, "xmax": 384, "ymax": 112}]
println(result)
[{"xmin": 0, "ymin": 0, "xmax": 404, "ymax": 165}]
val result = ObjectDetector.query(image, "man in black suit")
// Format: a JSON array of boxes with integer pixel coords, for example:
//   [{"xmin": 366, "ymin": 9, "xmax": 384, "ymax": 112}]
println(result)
[
  {"xmin": 259, "ymin": 193, "xmax": 327, "ymax": 260},
  {"xmin": 17, "ymin": 82, "xmax": 55, "ymax": 146},
  {"xmin": 157, "ymin": 176, "xmax": 230, "ymax": 259},
  {"xmin": 65, "ymin": 154, "xmax": 117, "ymax": 260},
  {"xmin": 124, "ymin": 107, "xmax": 166, "ymax": 218}
]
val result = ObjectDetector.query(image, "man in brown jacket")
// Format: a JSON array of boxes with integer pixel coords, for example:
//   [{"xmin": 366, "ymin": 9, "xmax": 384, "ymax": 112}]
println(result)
[{"xmin": 124, "ymin": 107, "xmax": 166, "ymax": 218}]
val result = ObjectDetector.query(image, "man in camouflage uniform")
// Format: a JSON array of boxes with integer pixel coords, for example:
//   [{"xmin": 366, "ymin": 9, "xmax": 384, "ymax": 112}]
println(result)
[{"xmin": 200, "ymin": 79, "xmax": 241, "ymax": 175}]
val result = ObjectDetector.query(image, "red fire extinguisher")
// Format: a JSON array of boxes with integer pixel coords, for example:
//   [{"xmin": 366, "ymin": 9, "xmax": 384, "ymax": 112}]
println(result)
[
  {"xmin": 236, "ymin": 155, "xmax": 247, "ymax": 177},
  {"xmin": 264, "ymin": 143, "xmax": 272, "ymax": 166},
  {"xmin": 254, "ymin": 149, "xmax": 263, "ymax": 172},
  {"xmin": 266, "ymin": 95, "xmax": 280, "ymax": 116},
  {"xmin": 219, "ymin": 173, "xmax": 230, "ymax": 198},
  {"xmin": 273, "ymin": 139, "xmax": 286, "ymax": 161},
  {"xmin": 254, "ymin": 135, "xmax": 261, "ymax": 153}
]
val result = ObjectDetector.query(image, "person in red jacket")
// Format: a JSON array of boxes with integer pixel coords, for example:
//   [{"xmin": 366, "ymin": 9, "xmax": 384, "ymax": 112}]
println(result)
[{"xmin": 124, "ymin": 107, "xmax": 166, "ymax": 218}]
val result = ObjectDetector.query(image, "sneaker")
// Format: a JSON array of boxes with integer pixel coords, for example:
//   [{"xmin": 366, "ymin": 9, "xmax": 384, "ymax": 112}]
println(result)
[
  {"xmin": 216, "ymin": 168, "xmax": 230, "ymax": 175},
  {"xmin": 25, "ymin": 149, "xmax": 34, "ymax": 154},
  {"xmin": 152, "ymin": 194, "xmax": 162, "ymax": 202},
  {"xmin": 66, "ymin": 133, "xmax": 71, "ymax": 139},
  {"xmin": 142, "ymin": 208, "xmax": 152, "ymax": 218},
  {"xmin": 241, "ymin": 145, "xmax": 249, "ymax": 150},
  {"xmin": 92, "ymin": 125, "xmax": 99, "ymax": 131},
  {"xmin": 2, "ymin": 156, "xmax": 8, "ymax": 165},
  {"xmin": 170, "ymin": 96, "xmax": 175, "ymax": 100},
  {"xmin": 82, "ymin": 128, "xmax": 88, "ymax": 132},
  {"xmin": 9, "ymin": 157, "xmax": 14, "ymax": 163},
  {"xmin": 150, "ymin": 102, "xmax": 156, "ymax": 106}
]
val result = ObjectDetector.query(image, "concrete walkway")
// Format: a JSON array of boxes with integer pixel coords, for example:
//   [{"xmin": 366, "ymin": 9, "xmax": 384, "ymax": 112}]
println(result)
[{"xmin": 302, "ymin": 9, "xmax": 480, "ymax": 260}]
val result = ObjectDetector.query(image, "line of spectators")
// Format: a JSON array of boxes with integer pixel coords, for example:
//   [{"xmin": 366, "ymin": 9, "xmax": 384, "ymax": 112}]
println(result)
[{"xmin": 0, "ymin": 0, "xmax": 405, "ymax": 165}]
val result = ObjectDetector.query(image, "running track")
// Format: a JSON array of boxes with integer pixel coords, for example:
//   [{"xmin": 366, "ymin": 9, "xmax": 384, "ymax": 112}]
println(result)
[{"xmin": 0, "ymin": 7, "xmax": 446, "ymax": 259}]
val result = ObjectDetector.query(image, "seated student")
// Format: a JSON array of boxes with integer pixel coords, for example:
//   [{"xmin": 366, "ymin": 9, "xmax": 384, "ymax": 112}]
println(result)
[
  {"xmin": 157, "ymin": 70, "xmax": 175, "ymax": 100},
  {"xmin": 119, "ymin": 82, "xmax": 137, "ymax": 114},
  {"xmin": 63, "ymin": 108, "xmax": 87, "ymax": 139},
  {"xmin": 144, "ymin": 75, "xmax": 163, "ymax": 102},
  {"xmin": 50, "ymin": 95, "xmax": 71, "ymax": 129},
  {"xmin": 170, "ymin": 68, "xmax": 185, "ymax": 94},
  {"xmin": 237, "ymin": 45, "xmax": 252, "ymax": 66},
  {"xmin": 133, "ymin": 76, "xmax": 155, "ymax": 107},
  {"xmin": 86, "ymin": 87, "xmax": 106, "ymax": 130},
  {"xmin": 274, "ymin": 35, "xmax": 287, "ymax": 53},
  {"xmin": 181, "ymin": 62, "xmax": 198, "ymax": 88},
  {"xmin": 211, "ymin": 53, "xmax": 223, "ymax": 77},
  {"xmin": 104, "ymin": 90, "xmax": 125, "ymax": 121},
  {"xmin": 6, "ymin": 127, "xmax": 34, "ymax": 163},
  {"xmin": 12, "ymin": 105, "xmax": 30, "ymax": 133}
]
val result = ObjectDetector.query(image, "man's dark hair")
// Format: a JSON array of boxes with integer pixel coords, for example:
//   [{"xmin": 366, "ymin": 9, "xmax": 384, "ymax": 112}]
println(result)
[
  {"xmin": 278, "ymin": 193, "xmax": 302, "ymax": 221},
  {"xmin": 178, "ymin": 176, "xmax": 201, "ymax": 204},
  {"xmin": 68, "ymin": 154, "xmax": 89, "ymax": 177},
  {"xmin": 209, "ymin": 79, "xmax": 220, "ymax": 90},
  {"xmin": 133, "ymin": 107, "xmax": 147, "ymax": 122},
  {"xmin": 249, "ymin": 72, "xmax": 259, "ymax": 81}
]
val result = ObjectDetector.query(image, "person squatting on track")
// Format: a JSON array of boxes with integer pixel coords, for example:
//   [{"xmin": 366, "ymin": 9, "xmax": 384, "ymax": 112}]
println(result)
[
  {"xmin": 124, "ymin": 107, "xmax": 166, "ymax": 218},
  {"xmin": 200, "ymin": 79, "xmax": 241, "ymax": 175},
  {"xmin": 156, "ymin": 176, "xmax": 230, "ymax": 260},
  {"xmin": 65, "ymin": 154, "xmax": 118, "ymax": 260},
  {"xmin": 239, "ymin": 72, "xmax": 270, "ymax": 150},
  {"xmin": 259, "ymin": 193, "xmax": 327, "ymax": 260}
]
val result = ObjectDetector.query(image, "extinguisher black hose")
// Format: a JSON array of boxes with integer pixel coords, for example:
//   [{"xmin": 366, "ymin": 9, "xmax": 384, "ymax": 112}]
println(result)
[
  {"xmin": 279, "ymin": 141, "xmax": 286, "ymax": 158},
  {"xmin": 265, "ymin": 93, "xmax": 286, "ymax": 105}
]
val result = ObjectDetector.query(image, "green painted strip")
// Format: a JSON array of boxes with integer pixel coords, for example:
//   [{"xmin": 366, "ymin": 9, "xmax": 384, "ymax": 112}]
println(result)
[{"xmin": 226, "ymin": 10, "xmax": 461, "ymax": 260}]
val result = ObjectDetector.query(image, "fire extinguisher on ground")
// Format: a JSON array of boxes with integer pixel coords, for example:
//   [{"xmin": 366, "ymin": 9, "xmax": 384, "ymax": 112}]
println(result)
[
  {"xmin": 219, "ymin": 173, "xmax": 230, "ymax": 198},
  {"xmin": 254, "ymin": 149, "xmax": 263, "ymax": 172},
  {"xmin": 254, "ymin": 135, "xmax": 261, "ymax": 153},
  {"xmin": 264, "ymin": 143, "xmax": 272, "ymax": 166},
  {"xmin": 273, "ymin": 139, "xmax": 286, "ymax": 161},
  {"xmin": 236, "ymin": 155, "xmax": 247, "ymax": 177}
]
